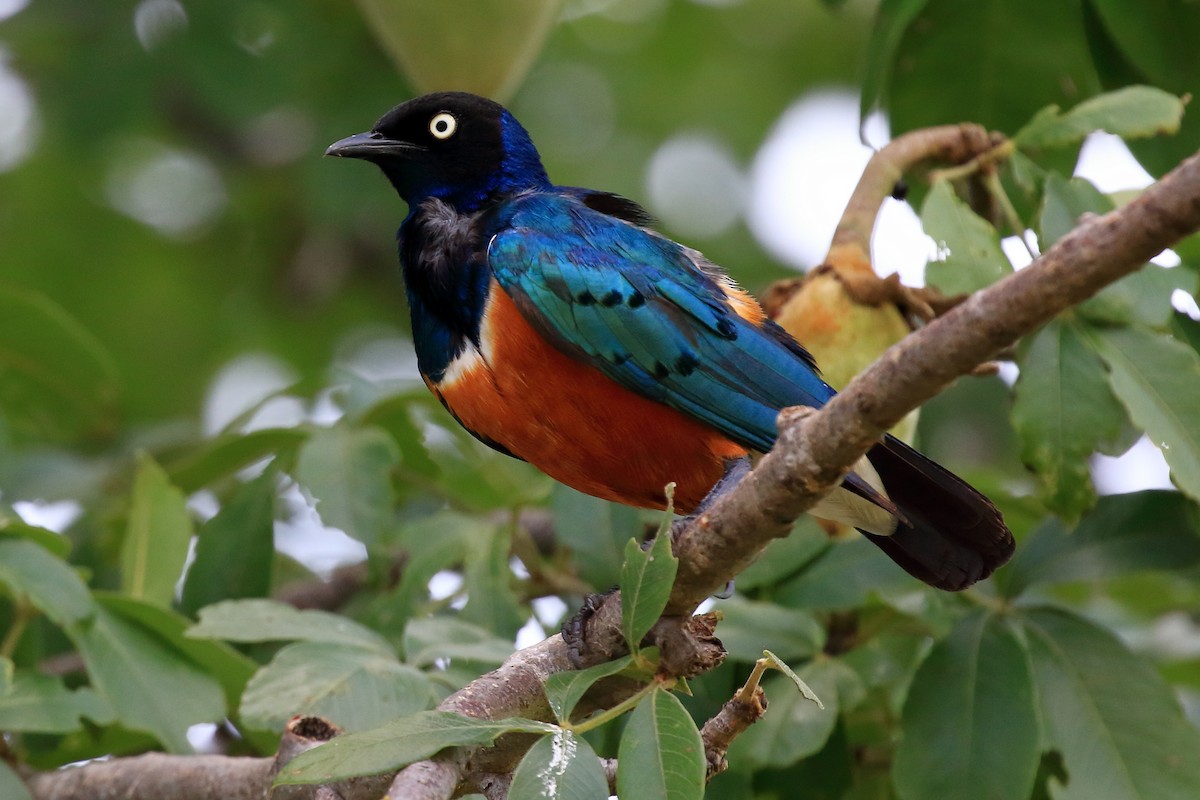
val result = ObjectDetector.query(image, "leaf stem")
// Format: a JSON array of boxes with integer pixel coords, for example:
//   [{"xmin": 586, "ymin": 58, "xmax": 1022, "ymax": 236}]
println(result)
[
  {"xmin": 735, "ymin": 658, "xmax": 771, "ymax": 705},
  {"xmin": 928, "ymin": 139, "xmax": 1016, "ymax": 184},
  {"xmin": 984, "ymin": 171, "xmax": 1039, "ymax": 259},
  {"xmin": 1, "ymin": 595, "xmax": 34, "ymax": 659},
  {"xmin": 570, "ymin": 680, "xmax": 659, "ymax": 735}
]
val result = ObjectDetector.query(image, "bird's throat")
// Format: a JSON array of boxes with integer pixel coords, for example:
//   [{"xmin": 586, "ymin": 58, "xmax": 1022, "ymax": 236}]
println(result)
[{"xmin": 399, "ymin": 199, "xmax": 492, "ymax": 382}]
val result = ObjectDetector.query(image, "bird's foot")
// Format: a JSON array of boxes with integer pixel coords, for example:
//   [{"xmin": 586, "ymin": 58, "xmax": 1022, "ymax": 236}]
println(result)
[{"xmin": 562, "ymin": 590, "xmax": 610, "ymax": 669}]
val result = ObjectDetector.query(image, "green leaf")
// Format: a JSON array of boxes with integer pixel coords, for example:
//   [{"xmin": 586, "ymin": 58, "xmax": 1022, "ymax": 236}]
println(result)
[
  {"xmin": 274, "ymin": 710, "xmax": 557, "ymax": 785},
  {"xmin": 432, "ymin": 426, "xmax": 553, "ymax": 510},
  {"xmin": 1087, "ymin": 0, "xmax": 1200, "ymax": 89},
  {"xmin": 1090, "ymin": 325, "xmax": 1200, "ymax": 501},
  {"xmin": 188, "ymin": 598, "xmax": 392, "ymax": 655},
  {"xmin": 1015, "ymin": 86, "xmax": 1184, "ymax": 150},
  {"xmin": 165, "ymin": 428, "xmax": 308, "ymax": 494},
  {"xmin": 1037, "ymin": 171, "xmax": 1197, "ymax": 328},
  {"xmin": 553, "ymin": 484, "xmax": 642, "ymax": 591},
  {"xmin": 0, "ymin": 509, "xmax": 70, "ymax": 558},
  {"xmin": 1021, "ymin": 606, "xmax": 1200, "ymax": 799},
  {"xmin": 543, "ymin": 655, "xmax": 634, "ymax": 724},
  {"xmin": 1004, "ymin": 149, "xmax": 1048, "ymax": 199},
  {"xmin": 996, "ymin": 146, "xmax": 1063, "ymax": 236},
  {"xmin": 293, "ymin": 424, "xmax": 400, "ymax": 547},
  {"xmin": 403, "ymin": 616, "xmax": 515, "ymax": 668},
  {"xmin": 839, "ymin": 629, "xmax": 926, "ymax": 695},
  {"xmin": 761, "ymin": 650, "xmax": 824, "ymax": 710},
  {"xmin": 1012, "ymin": 319, "xmax": 1127, "ymax": 518},
  {"xmin": 711, "ymin": 595, "xmax": 825, "ymax": 663},
  {"xmin": 1038, "ymin": 173, "xmax": 1113, "ymax": 248},
  {"xmin": 620, "ymin": 499, "xmax": 678, "ymax": 652},
  {"xmin": 1088, "ymin": 0, "xmax": 1200, "ymax": 175},
  {"xmin": 1081, "ymin": 266, "xmax": 1199, "ymax": 328},
  {"xmin": 358, "ymin": 391, "xmax": 440, "ymax": 480},
  {"xmin": 461, "ymin": 518, "xmax": 526, "ymax": 638},
  {"xmin": 733, "ymin": 516, "xmax": 828, "ymax": 590},
  {"xmin": 0, "ymin": 670, "xmax": 113, "ymax": 733},
  {"xmin": 893, "ymin": 610, "xmax": 1039, "ymax": 800},
  {"xmin": 380, "ymin": 512, "xmax": 477, "ymax": 635},
  {"xmin": 728, "ymin": 659, "xmax": 840, "ymax": 768},
  {"xmin": 180, "ymin": 469, "xmax": 276, "ymax": 615},
  {"xmin": 0, "ymin": 282, "xmax": 120, "ymax": 441},
  {"xmin": 616, "ymin": 688, "xmax": 704, "ymax": 800},
  {"xmin": 98, "ymin": 593, "xmax": 259, "ymax": 708},
  {"xmin": 121, "ymin": 453, "xmax": 193, "ymax": 607},
  {"xmin": 883, "ymin": 0, "xmax": 1100, "ymax": 136},
  {"xmin": 509, "ymin": 728, "xmax": 610, "ymax": 800},
  {"xmin": 1173, "ymin": 310, "xmax": 1200, "ymax": 354},
  {"xmin": 0, "ymin": 762, "xmax": 30, "ymax": 800},
  {"xmin": 858, "ymin": 0, "xmax": 931, "ymax": 120},
  {"xmin": 69, "ymin": 604, "xmax": 225, "ymax": 752},
  {"xmin": 240, "ymin": 641, "xmax": 437, "ymax": 734},
  {"xmin": 921, "ymin": 181, "xmax": 1013, "ymax": 295},
  {"xmin": 376, "ymin": 513, "xmax": 525, "ymax": 641},
  {"xmin": 776, "ymin": 538, "xmax": 916, "ymax": 610},
  {"xmin": 0, "ymin": 538, "xmax": 94, "ymax": 626},
  {"xmin": 998, "ymin": 491, "xmax": 1200, "ymax": 597}
]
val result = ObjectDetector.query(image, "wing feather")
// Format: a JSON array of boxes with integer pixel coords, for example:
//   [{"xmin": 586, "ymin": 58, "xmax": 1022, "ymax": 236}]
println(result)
[{"xmin": 486, "ymin": 193, "xmax": 836, "ymax": 452}]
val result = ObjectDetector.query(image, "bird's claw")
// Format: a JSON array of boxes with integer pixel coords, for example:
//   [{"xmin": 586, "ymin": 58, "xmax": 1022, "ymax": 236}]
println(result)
[{"xmin": 562, "ymin": 591, "xmax": 610, "ymax": 668}]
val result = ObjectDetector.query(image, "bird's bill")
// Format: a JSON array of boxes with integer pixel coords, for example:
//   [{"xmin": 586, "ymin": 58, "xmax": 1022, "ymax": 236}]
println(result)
[{"xmin": 324, "ymin": 131, "xmax": 422, "ymax": 160}]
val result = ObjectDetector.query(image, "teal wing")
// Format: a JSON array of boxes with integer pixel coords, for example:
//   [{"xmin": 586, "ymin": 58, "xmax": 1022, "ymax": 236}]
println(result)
[{"xmin": 484, "ymin": 192, "xmax": 835, "ymax": 452}]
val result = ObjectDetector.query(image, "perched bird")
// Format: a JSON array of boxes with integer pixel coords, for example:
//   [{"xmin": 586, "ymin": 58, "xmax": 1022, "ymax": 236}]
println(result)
[{"xmin": 327, "ymin": 92, "xmax": 1013, "ymax": 590}]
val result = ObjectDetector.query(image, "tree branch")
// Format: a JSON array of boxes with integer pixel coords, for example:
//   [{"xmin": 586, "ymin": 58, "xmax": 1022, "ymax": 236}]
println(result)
[
  {"xmin": 23, "ymin": 716, "xmax": 391, "ymax": 800},
  {"xmin": 387, "ymin": 146, "xmax": 1200, "ymax": 799},
  {"xmin": 24, "ymin": 753, "xmax": 274, "ymax": 800}
]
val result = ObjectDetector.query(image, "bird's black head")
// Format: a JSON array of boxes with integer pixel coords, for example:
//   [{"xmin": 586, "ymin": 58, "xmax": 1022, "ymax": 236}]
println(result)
[{"xmin": 326, "ymin": 92, "xmax": 550, "ymax": 211}]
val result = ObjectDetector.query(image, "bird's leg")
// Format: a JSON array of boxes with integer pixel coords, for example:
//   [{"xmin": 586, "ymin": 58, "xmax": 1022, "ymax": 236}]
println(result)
[
  {"xmin": 680, "ymin": 456, "xmax": 753, "ymax": 599},
  {"xmin": 691, "ymin": 456, "xmax": 752, "ymax": 516}
]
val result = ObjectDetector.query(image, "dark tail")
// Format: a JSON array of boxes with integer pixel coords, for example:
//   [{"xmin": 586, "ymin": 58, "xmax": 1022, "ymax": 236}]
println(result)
[{"xmin": 859, "ymin": 435, "xmax": 1013, "ymax": 590}]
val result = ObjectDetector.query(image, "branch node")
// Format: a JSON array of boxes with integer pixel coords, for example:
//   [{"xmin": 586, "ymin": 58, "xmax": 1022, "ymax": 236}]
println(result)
[{"xmin": 650, "ymin": 612, "xmax": 726, "ymax": 679}]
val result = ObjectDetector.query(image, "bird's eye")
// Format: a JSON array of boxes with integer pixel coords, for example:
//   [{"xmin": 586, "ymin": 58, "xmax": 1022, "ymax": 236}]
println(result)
[{"xmin": 429, "ymin": 112, "xmax": 457, "ymax": 140}]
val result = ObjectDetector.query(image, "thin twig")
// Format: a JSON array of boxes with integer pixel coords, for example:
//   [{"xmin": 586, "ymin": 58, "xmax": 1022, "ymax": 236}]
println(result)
[{"xmin": 701, "ymin": 665, "xmax": 770, "ymax": 779}]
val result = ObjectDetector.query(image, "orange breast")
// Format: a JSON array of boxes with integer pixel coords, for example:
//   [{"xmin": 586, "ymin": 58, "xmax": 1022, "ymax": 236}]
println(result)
[{"xmin": 430, "ymin": 283, "xmax": 747, "ymax": 512}]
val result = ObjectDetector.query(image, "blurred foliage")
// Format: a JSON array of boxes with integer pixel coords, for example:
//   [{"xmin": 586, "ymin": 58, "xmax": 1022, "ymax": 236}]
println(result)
[{"xmin": 2, "ymin": 0, "xmax": 1200, "ymax": 799}]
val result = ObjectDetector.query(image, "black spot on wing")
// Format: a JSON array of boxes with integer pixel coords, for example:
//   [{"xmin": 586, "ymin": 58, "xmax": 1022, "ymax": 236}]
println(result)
[{"xmin": 675, "ymin": 352, "xmax": 699, "ymax": 376}]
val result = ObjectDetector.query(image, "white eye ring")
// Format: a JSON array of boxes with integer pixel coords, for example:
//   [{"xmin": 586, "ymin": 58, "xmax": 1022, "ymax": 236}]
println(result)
[{"xmin": 429, "ymin": 112, "xmax": 457, "ymax": 140}]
